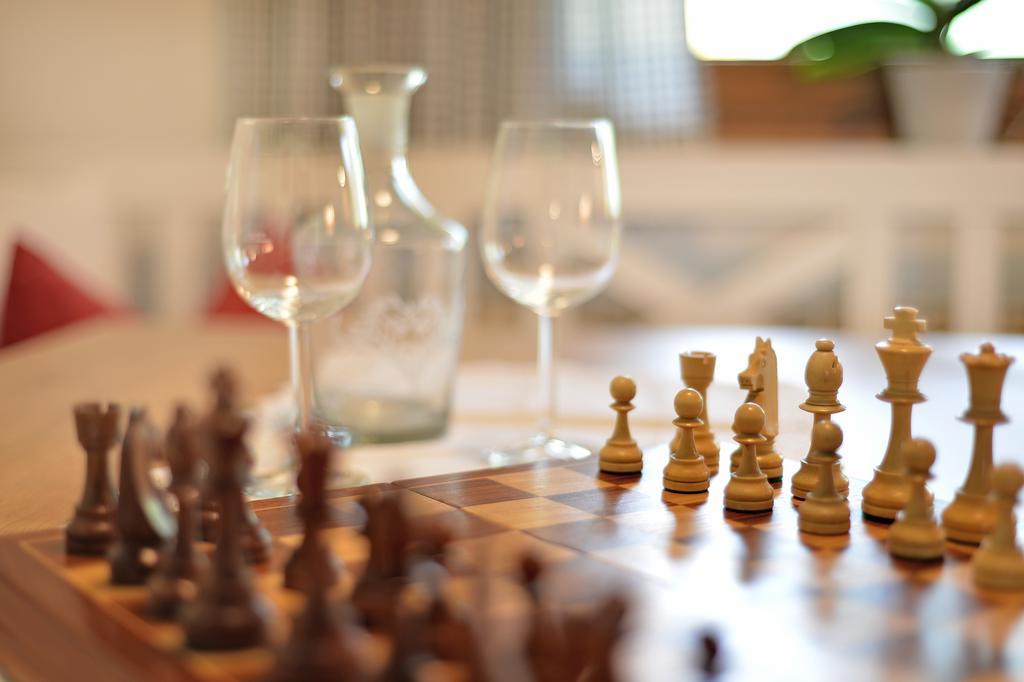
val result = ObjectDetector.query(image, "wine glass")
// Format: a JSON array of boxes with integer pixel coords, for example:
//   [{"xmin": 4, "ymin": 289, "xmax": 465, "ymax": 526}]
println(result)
[
  {"xmin": 222, "ymin": 117, "xmax": 373, "ymax": 489},
  {"xmin": 480, "ymin": 119, "xmax": 622, "ymax": 465}
]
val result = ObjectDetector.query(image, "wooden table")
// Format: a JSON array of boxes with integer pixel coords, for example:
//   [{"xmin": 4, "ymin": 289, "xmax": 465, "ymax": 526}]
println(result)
[
  {"xmin": 2, "ymin": 318, "xmax": 1022, "ymax": 536},
  {"xmin": 0, "ymin": 320, "xmax": 287, "ymax": 535}
]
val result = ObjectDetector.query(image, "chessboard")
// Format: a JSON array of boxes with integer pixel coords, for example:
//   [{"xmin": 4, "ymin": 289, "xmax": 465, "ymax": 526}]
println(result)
[{"xmin": 2, "ymin": 446, "xmax": 1023, "ymax": 682}]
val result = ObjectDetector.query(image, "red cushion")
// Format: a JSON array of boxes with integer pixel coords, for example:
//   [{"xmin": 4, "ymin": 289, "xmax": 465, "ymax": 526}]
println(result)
[
  {"xmin": 1, "ymin": 241, "xmax": 120, "ymax": 347},
  {"xmin": 207, "ymin": 279, "xmax": 266, "ymax": 319}
]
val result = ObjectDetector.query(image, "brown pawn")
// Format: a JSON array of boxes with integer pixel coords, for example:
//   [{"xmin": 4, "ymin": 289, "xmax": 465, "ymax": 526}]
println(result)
[
  {"xmin": 697, "ymin": 629, "xmax": 722, "ymax": 677},
  {"xmin": 182, "ymin": 413, "xmax": 273, "ymax": 650},
  {"xmin": 283, "ymin": 432, "xmax": 342, "ymax": 593},
  {"xmin": 353, "ymin": 492, "xmax": 412, "ymax": 632},
  {"xmin": 237, "ymin": 473, "xmax": 272, "ymax": 565},
  {"xmin": 377, "ymin": 595, "xmax": 432, "ymax": 682},
  {"xmin": 267, "ymin": 598, "xmax": 363, "ymax": 682},
  {"xmin": 199, "ymin": 367, "xmax": 240, "ymax": 541},
  {"xmin": 268, "ymin": 488, "xmax": 360, "ymax": 682},
  {"xmin": 108, "ymin": 409, "xmax": 176, "ymax": 585},
  {"xmin": 66, "ymin": 402, "xmax": 121, "ymax": 556},
  {"xmin": 581, "ymin": 594, "xmax": 628, "ymax": 682},
  {"xmin": 198, "ymin": 367, "xmax": 271, "ymax": 563},
  {"xmin": 424, "ymin": 591, "xmax": 489, "ymax": 681},
  {"xmin": 522, "ymin": 561, "xmax": 572, "ymax": 682},
  {"xmin": 148, "ymin": 406, "xmax": 207, "ymax": 618}
]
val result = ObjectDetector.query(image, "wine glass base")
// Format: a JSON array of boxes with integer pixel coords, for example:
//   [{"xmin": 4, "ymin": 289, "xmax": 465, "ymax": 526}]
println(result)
[
  {"xmin": 245, "ymin": 421, "xmax": 367, "ymax": 500},
  {"xmin": 484, "ymin": 434, "xmax": 593, "ymax": 468}
]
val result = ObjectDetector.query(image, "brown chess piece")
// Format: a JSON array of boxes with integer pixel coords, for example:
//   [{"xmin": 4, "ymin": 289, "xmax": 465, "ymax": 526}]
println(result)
[
  {"xmin": 198, "ymin": 367, "xmax": 271, "ymax": 563},
  {"xmin": 267, "ymin": 598, "xmax": 363, "ymax": 682},
  {"xmin": 108, "ymin": 409, "xmax": 176, "ymax": 585},
  {"xmin": 268, "ymin": 466, "xmax": 361, "ymax": 682},
  {"xmin": 148, "ymin": 406, "xmax": 207, "ymax": 618},
  {"xmin": 353, "ymin": 492, "xmax": 412, "ymax": 632},
  {"xmin": 581, "ymin": 594, "xmax": 628, "ymax": 682},
  {"xmin": 199, "ymin": 473, "xmax": 219, "ymax": 542},
  {"xmin": 520, "ymin": 556, "xmax": 560, "ymax": 682},
  {"xmin": 283, "ymin": 432, "xmax": 342, "ymax": 593},
  {"xmin": 424, "ymin": 590, "xmax": 489, "ymax": 682},
  {"xmin": 199, "ymin": 367, "xmax": 240, "ymax": 541},
  {"xmin": 378, "ymin": 597, "xmax": 432, "ymax": 682},
  {"xmin": 182, "ymin": 413, "xmax": 273, "ymax": 650},
  {"xmin": 66, "ymin": 402, "xmax": 121, "ymax": 556},
  {"xmin": 696, "ymin": 628, "xmax": 722, "ymax": 677},
  {"xmin": 238, "ymin": 476, "xmax": 272, "ymax": 564}
]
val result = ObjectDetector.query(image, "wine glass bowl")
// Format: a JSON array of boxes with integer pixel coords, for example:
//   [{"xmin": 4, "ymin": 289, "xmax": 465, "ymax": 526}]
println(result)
[
  {"xmin": 481, "ymin": 120, "xmax": 621, "ymax": 317},
  {"xmin": 480, "ymin": 119, "xmax": 622, "ymax": 465},
  {"xmin": 223, "ymin": 118, "xmax": 372, "ymax": 325}
]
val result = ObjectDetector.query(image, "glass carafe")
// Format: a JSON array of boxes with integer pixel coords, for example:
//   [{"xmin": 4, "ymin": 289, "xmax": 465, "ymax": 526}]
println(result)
[{"xmin": 314, "ymin": 64, "xmax": 467, "ymax": 444}]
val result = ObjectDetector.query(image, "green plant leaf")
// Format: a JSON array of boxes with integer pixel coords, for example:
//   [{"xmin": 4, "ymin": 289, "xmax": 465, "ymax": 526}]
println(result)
[{"xmin": 789, "ymin": 22, "xmax": 935, "ymax": 80}]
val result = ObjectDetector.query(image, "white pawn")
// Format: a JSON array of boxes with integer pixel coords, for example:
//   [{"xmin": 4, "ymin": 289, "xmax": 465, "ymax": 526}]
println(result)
[
  {"xmin": 663, "ymin": 389, "xmax": 710, "ymax": 494},
  {"xmin": 798, "ymin": 421, "xmax": 850, "ymax": 535},
  {"xmin": 888, "ymin": 439, "xmax": 945, "ymax": 561},
  {"xmin": 973, "ymin": 463, "xmax": 1024, "ymax": 591},
  {"xmin": 723, "ymin": 403, "xmax": 774, "ymax": 513},
  {"xmin": 599, "ymin": 376, "xmax": 643, "ymax": 474}
]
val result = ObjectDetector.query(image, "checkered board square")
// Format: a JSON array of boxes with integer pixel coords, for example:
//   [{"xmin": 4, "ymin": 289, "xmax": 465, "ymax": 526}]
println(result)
[{"xmin": 2, "ymin": 447, "xmax": 1024, "ymax": 681}]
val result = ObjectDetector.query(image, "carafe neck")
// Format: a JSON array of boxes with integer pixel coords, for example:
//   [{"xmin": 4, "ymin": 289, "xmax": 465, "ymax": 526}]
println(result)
[{"xmin": 347, "ymin": 91, "xmax": 411, "ymax": 170}]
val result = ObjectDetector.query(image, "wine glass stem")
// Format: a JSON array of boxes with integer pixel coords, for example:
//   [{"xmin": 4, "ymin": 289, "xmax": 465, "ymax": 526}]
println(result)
[
  {"xmin": 288, "ymin": 321, "xmax": 314, "ymax": 431},
  {"xmin": 536, "ymin": 313, "xmax": 556, "ymax": 439}
]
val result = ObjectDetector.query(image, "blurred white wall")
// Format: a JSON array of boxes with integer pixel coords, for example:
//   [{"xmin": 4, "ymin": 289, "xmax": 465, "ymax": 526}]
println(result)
[
  {"xmin": 0, "ymin": 0, "xmax": 228, "ymax": 307},
  {"xmin": 0, "ymin": 0, "xmax": 226, "ymax": 169}
]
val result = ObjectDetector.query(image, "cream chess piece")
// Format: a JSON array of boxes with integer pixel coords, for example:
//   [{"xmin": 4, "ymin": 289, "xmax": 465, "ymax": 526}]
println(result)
[
  {"xmin": 663, "ymin": 389, "xmax": 711, "ymax": 494},
  {"xmin": 724, "ymin": 403, "xmax": 774, "ymax": 513},
  {"xmin": 791, "ymin": 340, "xmax": 848, "ymax": 500},
  {"xmin": 671, "ymin": 352, "xmax": 721, "ymax": 476},
  {"xmin": 797, "ymin": 421, "xmax": 850, "ymax": 536},
  {"xmin": 729, "ymin": 338, "xmax": 783, "ymax": 483},
  {"xmin": 862, "ymin": 307, "xmax": 932, "ymax": 522},
  {"xmin": 942, "ymin": 343, "xmax": 1015, "ymax": 545},
  {"xmin": 888, "ymin": 438, "xmax": 944, "ymax": 562},
  {"xmin": 973, "ymin": 463, "xmax": 1024, "ymax": 591},
  {"xmin": 599, "ymin": 376, "xmax": 643, "ymax": 474}
]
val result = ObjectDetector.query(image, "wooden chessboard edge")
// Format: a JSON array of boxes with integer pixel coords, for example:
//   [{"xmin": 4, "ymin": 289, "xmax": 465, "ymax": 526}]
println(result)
[{"xmin": 0, "ymin": 533, "xmax": 195, "ymax": 682}]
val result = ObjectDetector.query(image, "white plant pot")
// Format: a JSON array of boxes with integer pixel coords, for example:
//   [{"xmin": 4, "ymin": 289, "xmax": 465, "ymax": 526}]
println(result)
[{"xmin": 884, "ymin": 57, "xmax": 1014, "ymax": 144}]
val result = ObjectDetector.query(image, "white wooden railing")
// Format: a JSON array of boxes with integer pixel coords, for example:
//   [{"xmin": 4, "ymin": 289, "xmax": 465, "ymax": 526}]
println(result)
[{"xmin": 2, "ymin": 142, "xmax": 1022, "ymax": 333}]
